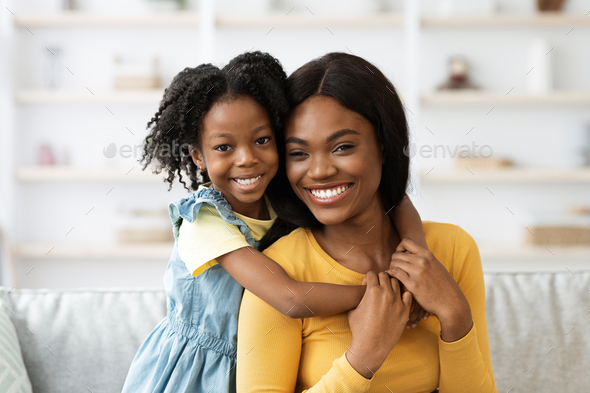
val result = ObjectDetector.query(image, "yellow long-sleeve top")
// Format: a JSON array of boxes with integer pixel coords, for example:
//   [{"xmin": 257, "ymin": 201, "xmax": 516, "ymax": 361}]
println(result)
[{"xmin": 237, "ymin": 222, "xmax": 498, "ymax": 393}]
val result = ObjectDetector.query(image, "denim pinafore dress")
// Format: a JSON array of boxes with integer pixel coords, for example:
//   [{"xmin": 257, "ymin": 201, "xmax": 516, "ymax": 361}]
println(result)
[{"xmin": 121, "ymin": 187, "xmax": 259, "ymax": 393}]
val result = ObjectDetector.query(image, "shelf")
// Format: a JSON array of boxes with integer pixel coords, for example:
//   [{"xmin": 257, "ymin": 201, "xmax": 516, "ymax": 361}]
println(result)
[
  {"xmin": 480, "ymin": 245, "xmax": 590, "ymax": 260},
  {"xmin": 422, "ymin": 13, "xmax": 590, "ymax": 28},
  {"xmin": 421, "ymin": 91, "xmax": 590, "ymax": 105},
  {"xmin": 13, "ymin": 242, "xmax": 174, "ymax": 259},
  {"xmin": 216, "ymin": 13, "xmax": 404, "ymax": 27},
  {"xmin": 420, "ymin": 167, "xmax": 590, "ymax": 183},
  {"xmin": 15, "ymin": 89, "xmax": 163, "ymax": 104},
  {"xmin": 14, "ymin": 12, "xmax": 200, "ymax": 27},
  {"xmin": 12, "ymin": 242, "xmax": 588, "ymax": 261},
  {"xmin": 15, "ymin": 166, "xmax": 163, "ymax": 182},
  {"xmin": 14, "ymin": 12, "xmax": 589, "ymax": 29}
]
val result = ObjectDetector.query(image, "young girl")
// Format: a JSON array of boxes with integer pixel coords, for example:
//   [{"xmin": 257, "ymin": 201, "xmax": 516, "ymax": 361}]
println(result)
[{"xmin": 121, "ymin": 51, "xmax": 429, "ymax": 393}]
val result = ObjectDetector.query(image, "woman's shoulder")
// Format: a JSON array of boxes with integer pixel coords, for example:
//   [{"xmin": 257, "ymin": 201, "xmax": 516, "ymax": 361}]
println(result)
[
  {"xmin": 421, "ymin": 221, "xmax": 480, "ymax": 278},
  {"xmin": 261, "ymin": 227, "xmax": 311, "ymax": 275},
  {"xmin": 263, "ymin": 227, "xmax": 309, "ymax": 254}
]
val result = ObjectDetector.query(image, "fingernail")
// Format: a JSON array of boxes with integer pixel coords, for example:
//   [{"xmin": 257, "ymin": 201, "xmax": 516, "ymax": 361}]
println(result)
[
  {"xmin": 423, "ymin": 316, "xmax": 428, "ymax": 320},
  {"xmin": 412, "ymin": 324, "xmax": 416, "ymax": 328}
]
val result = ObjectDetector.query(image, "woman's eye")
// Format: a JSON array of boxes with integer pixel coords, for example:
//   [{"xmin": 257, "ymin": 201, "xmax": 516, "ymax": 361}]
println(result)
[
  {"xmin": 288, "ymin": 151, "xmax": 307, "ymax": 157},
  {"xmin": 334, "ymin": 144, "xmax": 354, "ymax": 152},
  {"xmin": 215, "ymin": 145, "xmax": 232, "ymax": 152},
  {"xmin": 255, "ymin": 137, "xmax": 271, "ymax": 145}
]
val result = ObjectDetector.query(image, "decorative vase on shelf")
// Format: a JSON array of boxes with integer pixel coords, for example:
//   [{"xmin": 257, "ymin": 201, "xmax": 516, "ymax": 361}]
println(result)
[
  {"xmin": 437, "ymin": 56, "xmax": 479, "ymax": 90},
  {"xmin": 536, "ymin": 0, "xmax": 566, "ymax": 12},
  {"xmin": 37, "ymin": 143, "xmax": 56, "ymax": 166},
  {"xmin": 43, "ymin": 46, "xmax": 62, "ymax": 89},
  {"xmin": 525, "ymin": 38, "xmax": 553, "ymax": 94}
]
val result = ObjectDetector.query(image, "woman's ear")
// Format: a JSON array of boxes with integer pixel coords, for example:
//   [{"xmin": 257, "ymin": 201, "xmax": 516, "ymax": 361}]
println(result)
[{"xmin": 190, "ymin": 145, "xmax": 206, "ymax": 172}]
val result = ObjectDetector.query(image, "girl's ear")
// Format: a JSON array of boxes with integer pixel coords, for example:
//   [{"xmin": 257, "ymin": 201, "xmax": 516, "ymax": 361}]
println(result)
[{"xmin": 190, "ymin": 145, "xmax": 206, "ymax": 172}]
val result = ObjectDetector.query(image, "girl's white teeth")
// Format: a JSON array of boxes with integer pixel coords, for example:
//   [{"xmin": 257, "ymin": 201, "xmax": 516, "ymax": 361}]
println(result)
[
  {"xmin": 310, "ymin": 185, "xmax": 350, "ymax": 199},
  {"xmin": 235, "ymin": 175, "xmax": 261, "ymax": 185}
]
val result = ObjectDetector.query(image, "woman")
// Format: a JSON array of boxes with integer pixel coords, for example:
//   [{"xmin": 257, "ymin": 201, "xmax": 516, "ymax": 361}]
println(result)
[{"xmin": 236, "ymin": 53, "xmax": 497, "ymax": 392}]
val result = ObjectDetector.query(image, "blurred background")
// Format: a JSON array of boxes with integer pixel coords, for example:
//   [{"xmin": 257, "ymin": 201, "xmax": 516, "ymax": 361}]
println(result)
[{"xmin": 0, "ymin": 0, "xmax": 589, "ymax": 289}]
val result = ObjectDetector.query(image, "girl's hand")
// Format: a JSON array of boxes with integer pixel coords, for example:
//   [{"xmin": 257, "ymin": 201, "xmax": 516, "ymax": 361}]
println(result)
[
  {"xmin": 387, "ymin": 238, "xmax": 470, "ymax": 322},
  {"xmin": 362, "ymin": 272, "xmax": 429, "ymax": 329},
  {"xmin": 346, "ymin": 271, "xmax": 413, "ymax": 379},
  {"xmin": 404, "ymin": 291, "xmax": 430, "ymax": 329}
]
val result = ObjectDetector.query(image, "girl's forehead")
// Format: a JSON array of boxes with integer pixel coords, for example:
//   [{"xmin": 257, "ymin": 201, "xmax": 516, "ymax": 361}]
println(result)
[{"xmin": 202, "ymin": 96, "xmax": 271, "ymax": 137}]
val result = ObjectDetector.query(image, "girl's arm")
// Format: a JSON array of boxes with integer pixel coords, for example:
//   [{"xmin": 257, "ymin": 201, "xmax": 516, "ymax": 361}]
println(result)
[
  {"xmin": 216, "ymin": 247, "xmax": 365, "ymax": 319},
  {"xmin": 391, "ymin": 193, "xmax": 430, "ymax": 327},
  {"xmin": 393, "ymin": 193, "xmax": 429, "ymax": 250}
]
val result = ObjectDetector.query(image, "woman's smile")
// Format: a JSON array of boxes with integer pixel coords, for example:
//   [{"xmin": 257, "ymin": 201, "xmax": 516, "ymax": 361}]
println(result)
[{"xmin": 304, "ymin": 182, "xmax": 354, "ymax": 205}]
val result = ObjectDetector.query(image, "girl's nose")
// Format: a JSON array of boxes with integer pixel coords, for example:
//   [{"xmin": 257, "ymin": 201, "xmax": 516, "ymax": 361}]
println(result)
[
  {"xmin": 235, "ymin": 146, "xmax": 257, "ymax": 167},
  {"xmin": 308, "ymin": 155, "xmax": 337, "ymax": 180}
]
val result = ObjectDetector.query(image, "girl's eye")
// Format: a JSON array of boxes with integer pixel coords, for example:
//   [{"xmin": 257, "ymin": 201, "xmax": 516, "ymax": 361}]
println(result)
[
  {"xmin": 255, "ymin": 137, "xmax": 271, "ymax": 145},
  {"xmin": 334, "ymin": 144, "xmax": 354, "ymax": 152},
  {"xmin": 215, "ymin": 144, "xmax": 232, "ymax": 152}
]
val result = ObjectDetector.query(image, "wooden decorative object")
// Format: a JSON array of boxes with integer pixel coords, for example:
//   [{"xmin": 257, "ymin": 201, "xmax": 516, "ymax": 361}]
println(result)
[{"xmin": 536, "ymin": 0, "xmax": 566, "ymax": 12}]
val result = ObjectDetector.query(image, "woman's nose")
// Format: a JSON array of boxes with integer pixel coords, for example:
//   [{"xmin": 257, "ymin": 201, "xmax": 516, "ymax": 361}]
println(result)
[{"xmin": 308, "ymin": 155, "xmax": 337, "ymax": 180}]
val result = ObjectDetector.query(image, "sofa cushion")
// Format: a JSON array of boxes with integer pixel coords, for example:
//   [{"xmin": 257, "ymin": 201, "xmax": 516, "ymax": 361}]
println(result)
[
  {"xmin": 0, "ymin": 287, "xmax": 33, "ymax": 393},
  {"xmin": 3, "ymin": 288, "xmax": 166, "ymax": 393},
  {"xmin": 484, "ymin": 270, "xmax": 590, "ymax": 392}
]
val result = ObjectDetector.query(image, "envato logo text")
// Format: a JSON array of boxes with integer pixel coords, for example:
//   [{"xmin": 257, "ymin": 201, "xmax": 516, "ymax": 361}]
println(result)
[
  {"xmin": 103, "ymin": 142, "xmax": 192, "ymax": 159},
  {"xmin": 403, "ymin": 142, "xmax": 493, "ymax": 159}
]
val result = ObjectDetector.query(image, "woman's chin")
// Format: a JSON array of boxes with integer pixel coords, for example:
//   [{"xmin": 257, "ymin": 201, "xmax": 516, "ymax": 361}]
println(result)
[{"xmin": 309, "ymin": 211, "xmax": 347, "ymax": 227}]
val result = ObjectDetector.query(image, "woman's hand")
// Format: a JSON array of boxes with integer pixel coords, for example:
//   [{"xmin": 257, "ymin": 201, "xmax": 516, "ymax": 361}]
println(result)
[
  {"xmin": 387, "ymin": 238, "xmax": 473, "ymax": 342},
  {"xmin": 346, "ymin": 271, "xmax": 413, "ymax": 379}
]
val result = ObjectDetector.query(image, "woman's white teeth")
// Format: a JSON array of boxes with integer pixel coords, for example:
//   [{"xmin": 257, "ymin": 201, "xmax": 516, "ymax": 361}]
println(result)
[
  {"xmin": 235, "ymin": 175, "xmax": 261, "ymax": 185},
  {"xmin": 310, "ymin": 185, "xmax": 350, "ymax": 199}
]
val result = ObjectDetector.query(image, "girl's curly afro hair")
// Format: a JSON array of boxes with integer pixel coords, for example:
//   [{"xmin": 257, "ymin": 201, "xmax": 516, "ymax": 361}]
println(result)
[{"xmin": 139, "ymin": 51, "xmax": 289, "ymax": 191}]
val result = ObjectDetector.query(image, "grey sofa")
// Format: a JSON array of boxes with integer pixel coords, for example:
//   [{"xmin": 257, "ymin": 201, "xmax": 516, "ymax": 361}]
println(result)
[{"xmin": 3, "ymin": 269, "xmax": 590, "ymax": 393}]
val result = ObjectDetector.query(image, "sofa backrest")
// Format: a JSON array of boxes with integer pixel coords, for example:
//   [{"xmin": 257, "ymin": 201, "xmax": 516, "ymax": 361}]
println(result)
[
  {"xmin": 3, "ymin": 270, "xmax": 590, "ymax": 393},
  {"xmin": 485, "ymin": 270, "xmax": 590, "ymax": 392},
  {"xmin": 4, "ymin": 288, "xmax": 166, "ymax": 393}
]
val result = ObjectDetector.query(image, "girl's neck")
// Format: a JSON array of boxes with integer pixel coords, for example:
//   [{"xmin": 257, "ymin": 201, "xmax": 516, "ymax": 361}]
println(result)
[
  {"xmin": 312, "ymin": 197, "xmax": 400, "ymax": 274},
  {"xmin": 211, "ymin": 184, "xmax": 270, "ymax": 220}
]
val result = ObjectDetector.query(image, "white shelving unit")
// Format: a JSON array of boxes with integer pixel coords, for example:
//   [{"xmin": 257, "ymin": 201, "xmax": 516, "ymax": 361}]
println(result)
[
  {"xmin": 14, "ymin": 165, "xmax": 163, "ymax": 182},
  {"xmin": 15, "ymin": 89, "xmax": 164, "ymax": 104},
  {"xmin": 3, "ymin": 1, "xmax": 590, "ymax": 289},
  {"xmin": 421, "ymin": 168, "xmax": 590, "ymax": 183},
  {"xmin": 13, "ymin": 242, "xmax": 173, "ymax": 259},
  {"xmin": 421, "ymin": 91, "xmax": 590, "ymax": 105}
]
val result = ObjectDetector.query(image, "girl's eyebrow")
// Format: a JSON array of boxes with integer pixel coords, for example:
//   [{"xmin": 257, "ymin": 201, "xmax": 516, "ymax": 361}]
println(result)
[
  {"xmin": 210, "ymin": 125, "xmax": 271, "ymax": 140},
  {"xmin": 286, "ymin": 129, "xmax": 360, "ymax": 145},
  {"xmin": 210, "ymin": 133, "xmax": 231, "ymax": 139}
]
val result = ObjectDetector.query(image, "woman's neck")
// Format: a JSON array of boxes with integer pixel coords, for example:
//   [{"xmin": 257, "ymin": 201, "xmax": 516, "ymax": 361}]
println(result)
[{"xmin": 312, "ymin": 197, "xmax": 401, "ymax": 275}]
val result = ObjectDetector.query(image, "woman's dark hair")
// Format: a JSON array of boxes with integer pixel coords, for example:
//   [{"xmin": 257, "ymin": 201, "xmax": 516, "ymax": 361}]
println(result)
[
  {"xmin": 139, "ymin": 51, "xmax": 289, "ymax": 191},
  {"xmin": 260, "ymin": 52, "xmax": 411, "ymax": 250}
]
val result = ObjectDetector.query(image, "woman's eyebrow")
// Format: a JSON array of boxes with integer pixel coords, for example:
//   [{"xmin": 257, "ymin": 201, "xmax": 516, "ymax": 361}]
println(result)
[
  {"xmin": 286, "ymin": 129, "xmax": 360, "ymax": 145},
  {"xmin": 326, "ymin": 129, "xmax": 360, "ymax": 143},
  {"xmin": 285, "ymin": 136, "xmax": 308, "ymax": 145}
]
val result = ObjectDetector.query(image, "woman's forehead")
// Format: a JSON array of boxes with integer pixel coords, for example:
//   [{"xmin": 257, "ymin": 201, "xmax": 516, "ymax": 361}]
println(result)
[{"xmin": 286, "ymin": 96, "xmax": 368, "ymax": 137}]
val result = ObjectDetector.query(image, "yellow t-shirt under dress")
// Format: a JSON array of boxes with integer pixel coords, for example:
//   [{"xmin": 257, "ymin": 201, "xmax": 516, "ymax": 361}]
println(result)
[{"xmin": 177, "ymin": 184, "xmax": 276, "ymax": 277}]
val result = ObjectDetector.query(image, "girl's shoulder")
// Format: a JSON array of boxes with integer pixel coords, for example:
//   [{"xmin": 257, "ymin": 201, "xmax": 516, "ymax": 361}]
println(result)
[{"xmin": 169, "ymin": 187, "xmax": 233, "ymax": 225}]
